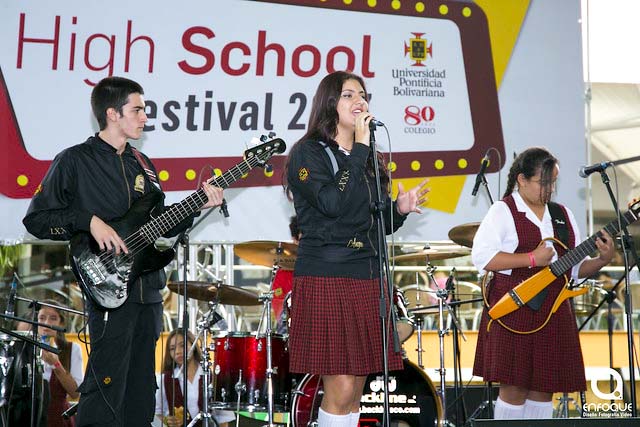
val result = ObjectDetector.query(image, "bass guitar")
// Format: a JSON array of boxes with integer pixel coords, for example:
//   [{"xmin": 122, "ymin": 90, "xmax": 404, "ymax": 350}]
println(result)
[
  {"xmin": 70, "ymin": 137, "xmax": 286, "ymax": 310},
  {"xmin": 488, "ymin": 198, "xmax": 640, "ymax": 321}
]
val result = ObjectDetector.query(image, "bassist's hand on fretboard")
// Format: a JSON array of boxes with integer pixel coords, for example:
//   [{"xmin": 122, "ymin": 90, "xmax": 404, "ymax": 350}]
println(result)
[
  {"xmin": 200, "ymin": 181, "xmax": 224, "ymax": 210},
  {"xmin": 89, "ymin": 215, "xmax": 129, "ymax": 255}
]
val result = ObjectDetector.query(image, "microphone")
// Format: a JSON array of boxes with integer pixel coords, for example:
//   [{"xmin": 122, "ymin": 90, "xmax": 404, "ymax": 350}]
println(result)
[
  {"xmin": 471, "ymin": 152, "xmax": 491, "ymax": 196},
  {"xmin": 579, "ymin": 161, "xmax": 612, "ymax": 178},
  {"xmin": 5, "ymin": 274, "xmax": 17, "ymax": 317},
  {"xmin": 369, "ymin": 118, "xmax": 385, "ymax": 130}
]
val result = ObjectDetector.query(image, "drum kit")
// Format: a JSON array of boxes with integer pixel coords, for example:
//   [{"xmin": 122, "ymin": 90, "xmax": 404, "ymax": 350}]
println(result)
[
  {"xmin": 165, "ymin": 224, "xmax": 484, "ymax": 427},
  {"xmin": 0, "ymin": 294, "xmax": 84, "ymax": 427}
]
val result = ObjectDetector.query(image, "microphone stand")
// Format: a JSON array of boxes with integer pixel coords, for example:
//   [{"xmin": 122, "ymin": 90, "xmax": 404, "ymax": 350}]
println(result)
[
  {"xmin": 176, "ymin": 230, "xmax": 195, "ymax": 427},
  {"xmin": 477, "ymin": 172, "xmax": 494, "ymax": 205},
  {"xmin": 597, "ymin": 169, "xmax": 639, "ymax": 416},
  {"xmin": 476, "ymin": 175, "xmax": 493, "ymax": 205},
  {"xmin": 0, "ymin": 300, "xmax": 63, "ymax": 427},
  {"xmin": 576, "ymin": 274, "xmax": 630, "ymax": 412},
  {"xmin": 369, "ymin": 122, "xmax": 400, "ymax": 427}
]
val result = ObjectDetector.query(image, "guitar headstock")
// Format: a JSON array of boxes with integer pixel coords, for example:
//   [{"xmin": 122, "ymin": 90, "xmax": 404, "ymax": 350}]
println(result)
[{"xmin": 244, "ymin": 135, "xmax": 287, "ymax": 167}]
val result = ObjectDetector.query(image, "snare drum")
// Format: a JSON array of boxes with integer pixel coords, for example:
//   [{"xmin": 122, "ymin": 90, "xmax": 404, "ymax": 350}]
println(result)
[
  {"xmin": 211, "ymin": 332, "xmax": 291, "ymax": 411},
  {"xmin": 292, "ymin": 358, "xmax": 442, "ymax": 427}
]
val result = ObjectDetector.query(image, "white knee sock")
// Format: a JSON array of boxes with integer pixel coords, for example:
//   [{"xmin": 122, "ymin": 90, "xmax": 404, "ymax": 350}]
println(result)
[
  {"xmin": 493, "ymin": 396, "xmax": 525, "ymax": 419},
  {"xmin": 317, "ymin": 408, "xmax": 351, "ymax": 427},
  {"xmin": 349, "ymin": 412, "xmax": 359, "ymax": 427},
  {"xmin": 523, "ymin": 399, "xmax": 554, "ymax": 419}
]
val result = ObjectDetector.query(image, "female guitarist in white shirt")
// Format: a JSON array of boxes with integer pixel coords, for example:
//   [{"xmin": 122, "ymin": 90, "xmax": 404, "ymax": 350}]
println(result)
[{"xmin": 471, "ymin": 147, "xmax": 615, "ymax": 419}]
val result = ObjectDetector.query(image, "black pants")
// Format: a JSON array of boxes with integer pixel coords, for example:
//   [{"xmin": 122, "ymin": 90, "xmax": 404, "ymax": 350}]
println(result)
[{"xmin": 76, "ymin": 300, "xmax": 162, "ymax": 427}]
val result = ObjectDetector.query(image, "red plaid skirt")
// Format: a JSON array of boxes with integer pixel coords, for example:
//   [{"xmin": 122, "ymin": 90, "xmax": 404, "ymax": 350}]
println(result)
[
  {"xmin": 474, "ymin": 273, "xmax": 586, "ymax": 393},
  {"xmin": 289, "ymin": 275, "xmax": 403, "ymax": 375}
]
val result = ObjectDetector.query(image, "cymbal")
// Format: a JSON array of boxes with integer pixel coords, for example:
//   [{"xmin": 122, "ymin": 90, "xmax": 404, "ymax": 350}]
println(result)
[
  {"xmin": 167, "ymin": 281, "xmax": 261, "ymax": 306},
  {"xmin": 448, "ymin": 222, "xmax": 481, "ymax": 248},
  {"xmin": 392, "ymin": 247, "xmax": 470, "ymax": 262},
  {"xmin": 235, "ymin": 240, "xmax": 298, "ymax": 270}
]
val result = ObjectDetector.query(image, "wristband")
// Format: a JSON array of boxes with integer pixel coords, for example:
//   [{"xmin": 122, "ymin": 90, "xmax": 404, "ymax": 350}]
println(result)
[
  {"xmin": 528, "ymin": 252, "xmax": 536, "ymax": 268},
  {"xmin": 53, "ymin": 361, "xmax": 62, "ymax": 370}
]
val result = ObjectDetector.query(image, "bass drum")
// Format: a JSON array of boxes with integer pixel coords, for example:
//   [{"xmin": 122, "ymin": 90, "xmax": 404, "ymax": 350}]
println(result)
[{"xmin": 292, "ymin": 359, "xmax": 442, "ymax": 427}]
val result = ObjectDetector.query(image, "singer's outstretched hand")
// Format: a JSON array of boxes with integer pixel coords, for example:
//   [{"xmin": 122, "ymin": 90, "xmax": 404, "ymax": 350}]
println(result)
[{"xmin": 396, "ymin": 178, "xmax": 430, "ymax": 215}]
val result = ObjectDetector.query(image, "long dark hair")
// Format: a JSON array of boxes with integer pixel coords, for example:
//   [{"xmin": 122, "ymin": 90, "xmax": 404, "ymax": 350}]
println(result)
[
  {"xmin": 503, "ymin": 147, "xmax": 558, "ymax": 202},
  {"xmin": 283, "ymin": 71, "xmax": 389, "ymax": 198},
  {"xmin": 162, "ymin": 329, "xmax": 203, "ymax": 372}
]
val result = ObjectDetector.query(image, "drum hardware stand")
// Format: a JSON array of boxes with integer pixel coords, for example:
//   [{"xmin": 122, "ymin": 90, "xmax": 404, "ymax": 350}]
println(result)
[
  {"xmin": 188, "ymin": 302, "xmax": 222, "ymax": 427},
  {"xmin": 554, "ymin": 393, "xmax": 579, "ymax": 418},
  {"xmin": 233, "ymin": 369, "xmax": 246, "ymax": 427},
  {"xmin": 0, "ymin": 295, "xmax": 64, "ymax": 427},
  {"xmin": 447, "ymin": 270, "xmax": 469, "ymax": 426},
  {"xmin": 413, "ymin": 262, "xmax": 439, "ymax": 370},
  {"xmin": 425, "ymin": 266, "xmax": 466, "ymax": 427},
  {"xmin": 415, "ymin": 315, "xmax": 425, "ymax": 369},
  {"xmin": 464, "ymin": 396, "xmax": 493, "ymax": 427},
  {"xmin": 258, "ymin": 264, "xmax": 283, "ymax": 427}
]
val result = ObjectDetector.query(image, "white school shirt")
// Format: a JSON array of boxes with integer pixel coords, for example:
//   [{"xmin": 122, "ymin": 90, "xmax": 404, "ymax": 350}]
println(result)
[
  {"xmin": 155, "ymin": 365, "xmax": 235, "ymax": 424},
  {"xmin": 42, "ymin": 340, "xmax": 84, "ymax": 386},
  {"xmin": 471, "ymin": 191, "xmax": 585, "ymax": 279}
]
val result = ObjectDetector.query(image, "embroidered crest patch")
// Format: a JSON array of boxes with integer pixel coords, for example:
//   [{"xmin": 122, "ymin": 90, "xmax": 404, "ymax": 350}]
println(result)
[
  {"xmin": 298, "ymin": 167, "xmax": 309, "ymax": 182},
  {"xmin": 134, "ymin": 174, "xmax": 146, "ymax": 193}
]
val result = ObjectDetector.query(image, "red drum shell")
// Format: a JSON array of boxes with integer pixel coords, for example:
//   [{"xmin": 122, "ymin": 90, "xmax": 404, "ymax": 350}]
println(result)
[{"xmin": 211, "ymin": 332, "xmax": 290, "ymax": 411}]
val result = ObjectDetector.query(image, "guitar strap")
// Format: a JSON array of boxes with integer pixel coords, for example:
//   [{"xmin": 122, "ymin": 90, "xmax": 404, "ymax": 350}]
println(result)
[
  {"xmin": 131, "ymin": 147, "xmax": 161, "ymax": 190},
  {"xmin": 527, "ymin": 201, "xmax": 570, "ymax": 310},
  {"xmin": 318, "ymin": 141, "xmax": 339, "ymax": 174}
]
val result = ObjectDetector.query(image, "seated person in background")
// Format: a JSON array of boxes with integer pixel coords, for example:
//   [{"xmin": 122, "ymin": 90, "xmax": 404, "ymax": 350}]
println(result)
[
  {"xmin": 155, "ymin": 329, "xmax": 234, "ymax": 427},
  {"xmin": 38, "ymin": 301, "xmax": 84, "ymax": 427}
]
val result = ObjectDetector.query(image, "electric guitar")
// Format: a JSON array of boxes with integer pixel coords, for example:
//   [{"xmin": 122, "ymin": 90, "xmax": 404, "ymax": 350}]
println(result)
[
  {"xmin": 70, "ymin": 137, "xmax": 286, "ymax": 310},
  {"xmin": 488, "ymin": 198, "xmax": 640, "ymax": 321}
]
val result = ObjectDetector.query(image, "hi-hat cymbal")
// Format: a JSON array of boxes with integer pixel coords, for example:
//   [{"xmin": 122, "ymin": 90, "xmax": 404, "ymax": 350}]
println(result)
[
  {"xmin": 392, "ymin": 247, "xmax": 470, "ymax": 262},
  {"xmin": 235, "ymin": 240, "xmax": 298, "ymax": 270},
  {"xmin": 448, "ymin": 222, "xmax": 481, "ymax": 248},
  {"xmin": 167, "ymin": 281, "xmax": 260, "ymax": 306}
]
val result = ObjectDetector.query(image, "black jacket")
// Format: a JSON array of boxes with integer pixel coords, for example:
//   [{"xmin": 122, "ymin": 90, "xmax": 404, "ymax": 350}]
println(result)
[
  {"xmin": 23, "ymin": 135, "xmax": 194, "ymax": 304},
  {"xmin": 287, "ymin": 140, "xmax": 407, "ymax": 279}
]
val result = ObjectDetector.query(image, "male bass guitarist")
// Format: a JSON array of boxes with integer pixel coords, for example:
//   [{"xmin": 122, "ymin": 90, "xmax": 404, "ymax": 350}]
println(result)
[{"xmin": 23, "ymin": 76, "xmax": 224, "ymax": 427}]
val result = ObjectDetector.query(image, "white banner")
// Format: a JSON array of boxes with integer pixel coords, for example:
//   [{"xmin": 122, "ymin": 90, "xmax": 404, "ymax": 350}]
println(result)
[{"xmin": 0, "ymin": 0, "xmax": 585, "ymax": 244}]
